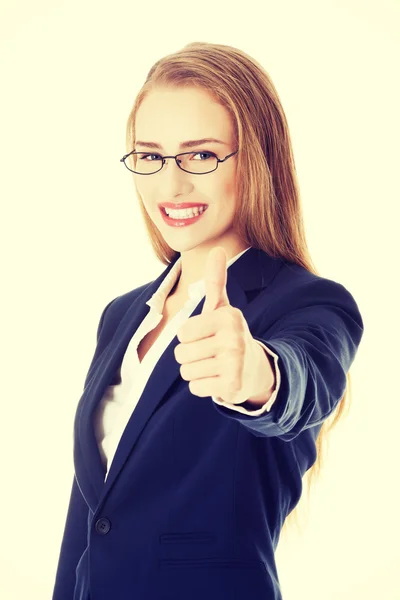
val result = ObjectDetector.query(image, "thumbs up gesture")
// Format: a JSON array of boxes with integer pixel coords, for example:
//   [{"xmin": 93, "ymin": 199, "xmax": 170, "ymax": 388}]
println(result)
[{"xmin": 174, "ymin": 246, "xmax": 274, "ymax": 405}]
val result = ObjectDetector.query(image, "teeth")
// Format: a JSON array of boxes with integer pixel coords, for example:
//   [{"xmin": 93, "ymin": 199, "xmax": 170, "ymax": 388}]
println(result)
[{"xmin": 164, "ymin": 206, "xmax": 207, "ymax": 218}]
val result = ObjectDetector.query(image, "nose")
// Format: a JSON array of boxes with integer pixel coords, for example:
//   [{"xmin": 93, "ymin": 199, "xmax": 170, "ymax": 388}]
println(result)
[{"xmin": 159, "ymin": 158, "xmax": 193, "ymax": 198}]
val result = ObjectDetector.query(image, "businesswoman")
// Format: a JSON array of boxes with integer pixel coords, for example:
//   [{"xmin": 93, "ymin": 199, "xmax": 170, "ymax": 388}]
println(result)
[{"xmin": 52, "ymin": 42, "xmax": 364, "ymax": 600}]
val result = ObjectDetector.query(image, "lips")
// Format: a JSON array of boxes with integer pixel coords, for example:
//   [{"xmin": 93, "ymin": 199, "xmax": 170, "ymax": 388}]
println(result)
[{"xmin": 158, "ymin": 202, "xmax": 209, "ymax": 210}]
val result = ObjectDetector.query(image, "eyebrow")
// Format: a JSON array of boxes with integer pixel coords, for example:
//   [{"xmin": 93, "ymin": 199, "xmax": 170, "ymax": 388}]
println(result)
[{"xmin": 135, "ymin": 138, "xmax": 227, "ymax": 150}]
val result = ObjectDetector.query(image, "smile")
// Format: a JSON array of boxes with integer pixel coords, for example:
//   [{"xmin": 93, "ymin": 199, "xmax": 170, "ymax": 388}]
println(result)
[{"xmin": 159, "ymin": 205, "xmax": 208, "ymax": 227}]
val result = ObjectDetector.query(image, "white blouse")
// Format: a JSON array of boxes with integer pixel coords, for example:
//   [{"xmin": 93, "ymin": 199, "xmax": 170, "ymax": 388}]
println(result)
[{"xmin": 93, "ymin": 246, "xmax": 281, "ymax": 481}]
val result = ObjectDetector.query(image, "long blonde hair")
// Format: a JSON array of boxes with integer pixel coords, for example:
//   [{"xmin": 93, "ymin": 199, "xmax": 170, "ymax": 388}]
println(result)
[{"xmin": 124, "ymin": 42, "xmax": 352, "ymax": 537}]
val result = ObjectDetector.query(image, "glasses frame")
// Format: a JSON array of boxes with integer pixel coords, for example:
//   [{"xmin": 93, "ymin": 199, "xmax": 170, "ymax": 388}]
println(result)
[{"xmin": 120, "ymin": 149, "xmax": 239, "ymax": 175}]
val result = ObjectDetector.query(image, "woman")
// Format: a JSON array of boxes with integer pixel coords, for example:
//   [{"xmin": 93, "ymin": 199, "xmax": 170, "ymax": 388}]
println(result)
[{"xmin": 52, "ymin": 42, "xmax": 364, "ymax": 600}]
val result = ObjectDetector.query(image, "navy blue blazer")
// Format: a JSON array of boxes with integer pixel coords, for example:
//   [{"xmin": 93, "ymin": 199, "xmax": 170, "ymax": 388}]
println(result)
[{"xmin": 52, "ymin": 246, "xmax": 364, "ymax": 600}]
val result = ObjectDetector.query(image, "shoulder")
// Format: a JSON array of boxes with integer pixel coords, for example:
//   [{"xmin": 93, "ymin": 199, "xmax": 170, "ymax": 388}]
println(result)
[
  {"xmin": 106, "ymin": 282, "xmax": 149, "ymax": 314},
  {"xmin": 278, "ymin": 258, "xmax": 357, "ymax": 303},
  {"xmin": 96, "ymin": 281, "xmax": 154, "ymax": 342},
  {"xmin": 255, "ymin": 254, "xmax": 363, "ymax": 329}
]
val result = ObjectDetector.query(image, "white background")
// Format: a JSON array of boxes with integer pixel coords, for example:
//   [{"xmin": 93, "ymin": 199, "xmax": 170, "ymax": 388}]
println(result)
[{"xmin": 1, "ymin": 0, "xmax": 399, "ymax": 598}]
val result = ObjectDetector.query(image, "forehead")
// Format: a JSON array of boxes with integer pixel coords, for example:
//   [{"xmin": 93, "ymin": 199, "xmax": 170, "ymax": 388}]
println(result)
[{"xmin": 135, "ymin": 86, "xmax": 233, "ymax": 145}]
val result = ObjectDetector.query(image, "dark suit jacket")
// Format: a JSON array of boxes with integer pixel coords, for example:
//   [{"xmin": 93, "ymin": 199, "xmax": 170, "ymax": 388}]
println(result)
[{"xmin": 52, "ymin": 247, "xmax": 364, "ymax": 600}]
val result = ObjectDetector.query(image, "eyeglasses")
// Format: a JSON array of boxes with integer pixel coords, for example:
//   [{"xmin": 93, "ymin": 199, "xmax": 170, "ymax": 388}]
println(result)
[{"xmin": 120, "ymin": 149, "xmax": 239, "ymax": 175}]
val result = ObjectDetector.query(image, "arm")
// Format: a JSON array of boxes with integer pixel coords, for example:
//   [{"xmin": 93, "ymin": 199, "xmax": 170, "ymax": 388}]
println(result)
[{"xmin": 212, "ymin": 279, "xmax": 364, "ymax": 440}]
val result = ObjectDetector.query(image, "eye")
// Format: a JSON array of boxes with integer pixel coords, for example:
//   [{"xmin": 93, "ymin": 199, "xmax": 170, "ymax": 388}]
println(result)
[
  {"xmin": 190, "ymin": 151, "xmax": 216, "ymax": 161},
  {"xmin": 139, "ymin": 153, "xmax": 162, "ymax": 161}
]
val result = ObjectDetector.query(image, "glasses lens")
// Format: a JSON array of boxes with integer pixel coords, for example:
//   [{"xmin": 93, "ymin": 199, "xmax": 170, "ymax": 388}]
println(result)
[
  {"xmin": 125, "ymin": 152, "xmax": 163, "ymax": 174},
  {"xmin": 178, "ymin": 152, "xmax": 218, "ymax": 173}
]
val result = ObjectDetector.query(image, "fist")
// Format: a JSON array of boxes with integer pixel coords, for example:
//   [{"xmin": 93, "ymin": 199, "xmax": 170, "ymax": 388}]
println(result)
[{"xmin": 174, "ymin": 246, "xmax": 263, "ymax": 404}]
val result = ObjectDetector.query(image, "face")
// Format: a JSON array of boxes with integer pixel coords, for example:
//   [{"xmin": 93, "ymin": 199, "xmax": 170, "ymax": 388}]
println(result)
[{"xmin": 133, "ymin": 86, "xmax": 247, "ymax": 258}]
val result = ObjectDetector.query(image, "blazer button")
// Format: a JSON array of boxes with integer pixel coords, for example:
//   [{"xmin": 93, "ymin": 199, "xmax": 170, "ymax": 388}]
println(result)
[{"xmin": 95, "ymin": 517, "xmax": 111, "ymax": 535}]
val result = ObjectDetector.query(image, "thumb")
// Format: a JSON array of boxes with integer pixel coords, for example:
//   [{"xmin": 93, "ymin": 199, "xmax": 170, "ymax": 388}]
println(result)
[{"xmin": 202, "ymin": 246, "xmax": 230, "ymax": 313}]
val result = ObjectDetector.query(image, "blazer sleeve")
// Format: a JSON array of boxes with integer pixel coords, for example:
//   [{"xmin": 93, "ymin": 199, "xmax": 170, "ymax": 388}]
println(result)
[
  {"xmin": 52, "ymin": 299, "xmax": 116, "ymax": 599},
  {"xmin": 211, "ymin": 278, "xmax": 364, "ymax": 441}
]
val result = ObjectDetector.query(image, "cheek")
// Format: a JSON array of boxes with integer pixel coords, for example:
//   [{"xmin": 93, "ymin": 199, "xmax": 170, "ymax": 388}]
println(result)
[
  {"xmin": 134, "ymin": 176, "xmax": 149, "ymax": 196},
  {"xmin": 206, "ymin": 172, "xmax": 236, "ymax": 201},
  {"xmin": 134, "ymin": 178, "xmax": 156, "ymax": 208},
  {"xmin": 224, "ymin": 179, "xmax": 236, "ymax": 196},
  {"xmin": 222, "ymin": 173, "xmax": 237, "ymax": 204}
]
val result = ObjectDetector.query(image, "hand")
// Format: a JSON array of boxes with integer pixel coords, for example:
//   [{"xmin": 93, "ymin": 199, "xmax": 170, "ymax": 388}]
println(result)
[{"xmin": 174, "ymin": 246, "xmax": 265, "ymax": 404}]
